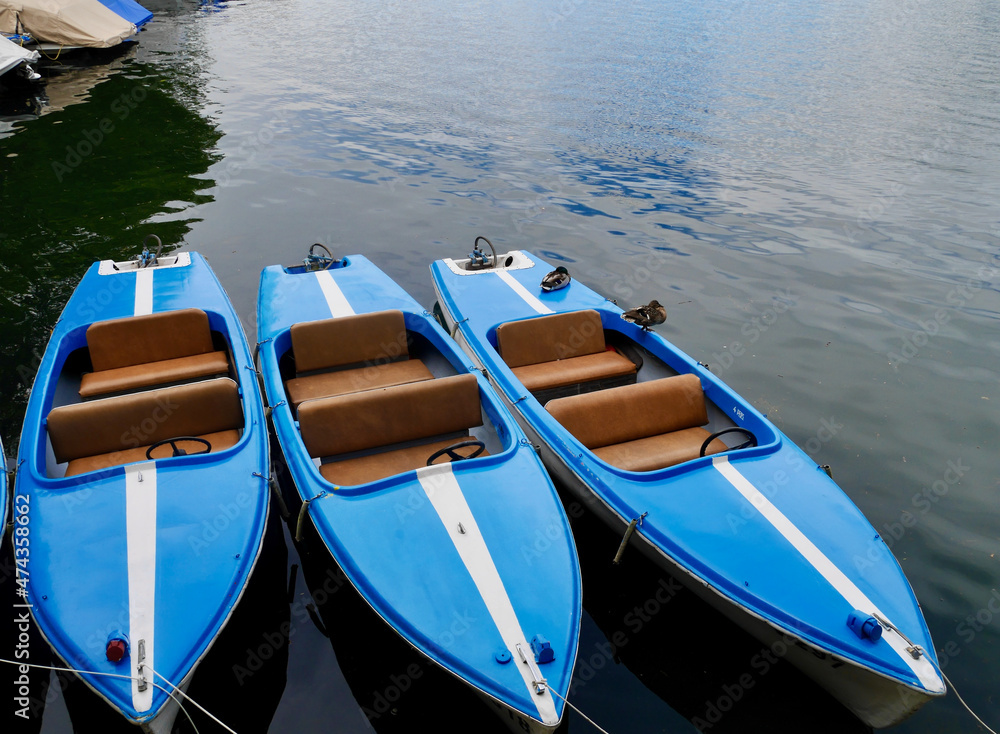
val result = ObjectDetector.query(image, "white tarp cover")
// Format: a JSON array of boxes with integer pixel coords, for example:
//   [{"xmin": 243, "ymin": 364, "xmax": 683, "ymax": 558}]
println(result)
[
  {"xmin": 0, "ymin": 32, "xmax": 39, "ymax": 75},
  {"xmin": 0, "ymin": 0, "xmax": 135, "ymax": 48}
]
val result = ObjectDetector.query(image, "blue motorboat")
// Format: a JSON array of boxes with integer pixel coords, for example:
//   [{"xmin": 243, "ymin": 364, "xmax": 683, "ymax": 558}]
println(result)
[
  {"xmin": 257, "ymin": 248, "xmax": 582, "ymax": 734},
  {"xmin": 430, "ymin": 243, "xmax": 946, "ymax": 728},
  {"xmin": 14, "ymin": 242, "xmax": 270, "ymax": 732}
]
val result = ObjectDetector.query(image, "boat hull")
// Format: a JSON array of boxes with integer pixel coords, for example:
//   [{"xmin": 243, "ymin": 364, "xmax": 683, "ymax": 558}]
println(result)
[
  {"xmin": 431, "ymin": 250, "xmax": 945, "ymax": 728},
  {"xmin": 14, "ymin": 250, "xmax": 270, "ymax": 726},
  {"xmin": 257, "ymin": 255, "xmax": 582, "ymax": 733}
]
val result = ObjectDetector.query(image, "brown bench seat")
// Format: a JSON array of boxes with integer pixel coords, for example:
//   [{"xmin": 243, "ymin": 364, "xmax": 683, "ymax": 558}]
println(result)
[
  {"xmin": 546, "ymin": 374, "xmax": 728, "ymax": 472},
  {"xmin": 298, "ymin": 373, "xmax": 486, "ymax": 486},
  {"xmin": 47, "ymin": 378, "xmax": 244, "ymax": 477},
  {"xmin": 284, "ymin": 310, "xmax": 434, "ymax": 409},
  {"xmin": 79, "ymin": 308, "xmax": 229, "ymax": 398},
  {"xmin": 495, "ymin": 310, "xmax": 637, "ymax": 399}
]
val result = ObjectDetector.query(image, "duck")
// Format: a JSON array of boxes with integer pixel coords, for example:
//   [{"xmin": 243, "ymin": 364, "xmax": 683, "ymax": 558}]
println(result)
[
  {"xmin": 540, "ymin": 266, "xmax": 571, "ymax": 292},
  {"xmin": 621, "ymin": 299, "xmax": 666, "ymax": 330}
]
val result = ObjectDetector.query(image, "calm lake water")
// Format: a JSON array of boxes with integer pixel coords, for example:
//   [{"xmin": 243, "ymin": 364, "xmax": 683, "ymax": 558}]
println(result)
[{"xmin": 2, "ymin": 0, "xmax": 998, "ymax": 732}]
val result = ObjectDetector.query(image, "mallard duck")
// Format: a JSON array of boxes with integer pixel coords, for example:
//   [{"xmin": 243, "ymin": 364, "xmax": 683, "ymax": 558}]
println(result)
[
  {"xmin": 540, "ymin": 266, "xmax": 571, "ymax": 292},
  {"xmin": 621, "ymin": 299, "xmax": 666, "ymax": 330}
]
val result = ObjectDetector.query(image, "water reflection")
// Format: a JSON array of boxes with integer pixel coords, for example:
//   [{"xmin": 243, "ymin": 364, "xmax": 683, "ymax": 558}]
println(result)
[
  {"xmin": 0, "ymin": 58, "xmax": 221, "ymax": 444},
  {"xmin": 568, "ymin": 499, "xmax": 872, "ymax": 734}
]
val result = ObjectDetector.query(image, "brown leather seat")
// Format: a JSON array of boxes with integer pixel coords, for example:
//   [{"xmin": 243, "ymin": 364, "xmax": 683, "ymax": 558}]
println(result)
[
  {"xmin": 48, "ymin": 378, "xmax": 244, "ymax": 477},
  {"xmin": 285, "ymin": 310, "xmax": 433, "ymax": 409},
  {"xmin": 546, "ymin": 374, "xmax": 728, "ymax": 472},
  {"xmin": 495, "ymin": 310, "xmax": 637, "ymax": 396},
  {"xmin": 298, "ymin": 373, "xmax": 486, "ymax": 485},
  {"xmin": 79, "ymin": 308, "xmax": 229, "ymax": 398}
]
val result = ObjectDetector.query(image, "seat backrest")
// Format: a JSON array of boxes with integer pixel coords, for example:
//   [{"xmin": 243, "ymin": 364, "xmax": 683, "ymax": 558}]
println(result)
[
  {"xmin": 495, "ymin": 310, "xmax": 606, "ymax": 368},
  {"xmin": 298, "ymin": 373, "xmax": 482, "ymax": 458},
  {"xmin": 48, "ymin": 378, "xmax": 243, "ymax": 463},
  {"xmin": 290, "ymin": 310, "xmax": 409, "ymax": 374},
  {"xmin": 546, "ymin": 374, "xmax": 709, "ymax": 449},
  {"xmin": 87, "ymin": 308, "xmax": 215, "ymax": 371}
]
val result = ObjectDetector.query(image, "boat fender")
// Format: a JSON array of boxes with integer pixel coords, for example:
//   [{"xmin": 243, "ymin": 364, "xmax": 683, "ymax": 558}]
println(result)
[
  {"xmin": 531, "ymin": 634, "xmax": 555, "ymax": 664},
  {"xmin": 847, "ymin": 610, "xmax": 883, "ymax": 642},
  {"xmin": 105, "ymin": 632, "xmax": 129, "ymax": 663}
]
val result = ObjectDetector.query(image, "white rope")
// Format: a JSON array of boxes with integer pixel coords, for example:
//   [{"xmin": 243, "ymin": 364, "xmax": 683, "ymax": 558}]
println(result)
[
  {"xmin": 148, "ymin": 665, "xmax": 240, "ymax": 734},
  {"xmin": 939, "ymin": 668, "xmax": 998, "ymax": 734},
  {"xmin": 546, "ymin": 685, "xmax": 613, "ymax": 734},
  {"xmin": 0, "ymin": 656, "xmax": 200, "ymax": 733}
]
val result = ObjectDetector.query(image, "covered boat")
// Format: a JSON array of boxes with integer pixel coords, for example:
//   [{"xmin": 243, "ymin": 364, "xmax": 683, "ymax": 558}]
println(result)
[
  {"xmin": 0, "ymin": 0, "xmax": 135, "ymax": 50},
  {"xmin": 257, "ymin": 249, "xmax": 582, "ymax": 734},
  {"xmin": 14, "ymin": 242, "xmax": 270, "ymax": 731},
  {"xmin": 430, "ymin": 244, "xmax": 946, "ymax": 728},
  {"xmin": 0, "ymin": 33, "xmax": 39, "ymax": 79},
  {"xmin": 97, "ymin": 0, "xmax": 149, "ymax": 29}
]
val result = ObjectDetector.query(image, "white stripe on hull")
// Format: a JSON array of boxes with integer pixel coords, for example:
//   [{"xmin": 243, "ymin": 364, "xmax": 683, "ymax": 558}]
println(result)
[
  {"xmin": 125, "ymin": 462, "xmax": 157, "ymax": 712},
  {"xmin": 416, "ymin": 463, "xmax": 559, "ymax": 726},
  {"xmin": 495, "ymin": 270, "xmax": 553, "ymax": 315},
  {"xmin": 134, "ymin": 269, "xmax": 154, "ymax": 316},
  {"xmin": 315, "ymin": 270, "xmax": 355, "ymax": 317},
  {"xmin": 711, "ymin": 456, "xmax": 942, "ymax": 693}
]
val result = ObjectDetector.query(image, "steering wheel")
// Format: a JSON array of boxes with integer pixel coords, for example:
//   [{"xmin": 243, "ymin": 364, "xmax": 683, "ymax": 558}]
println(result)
[
  {"xmin": 426, "ymin": 439, "xmax": 486, "ymax": 466},
  {"xmin": 146, "ymin": 436, "xmax": 212, "ymax": 460},
  {"xmin": 137, "ymin": 234, "xmax": 163, "ymax": 268},
  {"xmin": 304, "ymin": 243, "xmax": 339, "ymax": 271},
  {"xmin": 699, "ymin": 427, "xmax": 758, "ymax": 458}
]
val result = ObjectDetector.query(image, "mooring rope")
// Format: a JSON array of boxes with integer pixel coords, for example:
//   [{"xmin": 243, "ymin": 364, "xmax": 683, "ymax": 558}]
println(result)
[
  {"xmin": 148, "ymin": 665, "xmax": 240, "ymax": 734},
  {"xmin": 546, "ymin": 685, "xmax": 613, "ymax": 734},
  {"xmin": 938, "ymin": 668, "xmax": 998, "ymax": 734},
  {"xmin": 0, "ymin": 657, "xmax": 202, "ymax": 733}
]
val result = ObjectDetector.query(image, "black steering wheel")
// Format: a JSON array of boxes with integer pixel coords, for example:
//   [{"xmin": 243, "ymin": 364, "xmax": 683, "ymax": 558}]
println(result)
[
  {"xmin": 699, "ymin": 428, "xmax": 758, "ymax": 458},
  {"xmin": 146, "ymin": 436, "xmax": 212, "ymax": 460},
  {"xmin": 304, "ymin": 243, "xmax": 339, "ymax": 271},
  {"xmin": 426, "ymin": 439, "xmax": 486, "ymax": 466}
]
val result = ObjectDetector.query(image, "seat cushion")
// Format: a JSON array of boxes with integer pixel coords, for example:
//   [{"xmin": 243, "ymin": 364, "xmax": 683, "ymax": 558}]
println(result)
[
  {"xmin": 86, "ymin": 308, "xmax": 216, "ymax": 371},
  {"xmin": 319, "ymin": 435, "xmax": 488, "ymax": 486},
  {"xmin": 546, "ymin": 374, "xmax": 709, "ymax": 449},
  {"xmin": 48, "ymin": 378, "xmax": 244, "ymax": 466},
  {"xmin": 298, "ymin": 373, "xmax": 482, "ymax": 459},
  {"xmin": 290, "ymin": 310, "xmax": 409, "ymax": 373},
  {"xmin": 512, "ymin": 350, "xmax": 637, "ymax": 393},
  {"xmin": 285, "ymin": 359, "xmax": 433, "ymax": 409},
  {"xmin": 79, "ymin": 351, "xmax": 229, "ymax": 398},
  {"xmin": 65, "ymin": 429, "xmax": 241, "ymax": 477},
  {"xmin": 593, "ymin": 427, "xmax": 727, "ymax": 472},
  {"xmin": 496, "ymin": 310, "xmax": 606, "ymax": 368}
]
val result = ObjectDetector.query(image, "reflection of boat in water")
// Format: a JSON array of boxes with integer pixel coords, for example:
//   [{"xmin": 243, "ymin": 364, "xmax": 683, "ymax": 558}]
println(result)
[{"xmin": 570, "ymin": 500, "xmax": 872, "ymax": 733}]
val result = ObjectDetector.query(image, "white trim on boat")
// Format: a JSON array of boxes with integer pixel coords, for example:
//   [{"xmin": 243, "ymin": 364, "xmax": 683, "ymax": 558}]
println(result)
[
  {"xmin": 711, "ymin": 455, "xmax": 943, "ymax": 693},
  {"xmin": 416, "ymin": 463, "xmax": 559, "ymax": 726},
  {"xmin": 125, "ymin": 462, "xmax": 157, "ymax": 712},
  {"xmin": 495, "ymin": 270, "xmax": 553, "ymax": 315},
  {"xmin": 134, "ymin": 269, "xmax": 154, "ymax": 316},
  {"xmin": 315, "ymin": 270, "xmax": 355, "ymax": 318}
]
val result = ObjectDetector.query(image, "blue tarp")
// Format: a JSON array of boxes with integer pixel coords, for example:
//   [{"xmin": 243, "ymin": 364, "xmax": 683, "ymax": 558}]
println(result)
[{"xmin": 98, "ymin": 0, "xmax": 152, "ymax": 28}]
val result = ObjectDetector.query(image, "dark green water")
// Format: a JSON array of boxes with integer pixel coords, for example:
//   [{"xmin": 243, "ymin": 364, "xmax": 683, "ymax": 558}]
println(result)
[{"xmin": 2, "ymin": 0, "xmax": 998, "ymax": 732}]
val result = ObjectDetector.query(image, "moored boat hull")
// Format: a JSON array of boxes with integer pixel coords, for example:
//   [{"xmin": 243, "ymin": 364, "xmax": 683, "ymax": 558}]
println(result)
[
  {"xmin": 431, "ymin": 247, "xmax": 945, "ymax": 728},
  {"xmin": 14, "ymin": 248, "xmax": 270, "ymax": 729},
  {"xmin": 257, "ymin": 252, "xmax": 582, "ymax": 733}
]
